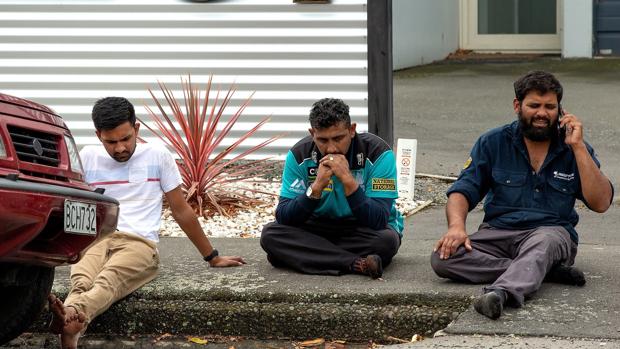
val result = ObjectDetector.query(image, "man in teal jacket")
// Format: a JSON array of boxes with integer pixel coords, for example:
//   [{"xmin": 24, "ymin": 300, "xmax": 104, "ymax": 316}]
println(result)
[{"xmin": 261, "ymin": 98, "xmax": 403, "ymax": 279}]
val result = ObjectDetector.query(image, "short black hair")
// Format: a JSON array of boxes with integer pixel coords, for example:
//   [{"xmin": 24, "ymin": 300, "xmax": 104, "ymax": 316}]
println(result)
[
  {"xmin": 513, "ymin": 70, "xmax": 563, "ymax": 103},
  {"xmin": 309, "ymin": 98, "xmax": 351, "ymax": 129},
  {"xmin": 91, "ymin": 96, "xmax": 136, "ymax": 131}
]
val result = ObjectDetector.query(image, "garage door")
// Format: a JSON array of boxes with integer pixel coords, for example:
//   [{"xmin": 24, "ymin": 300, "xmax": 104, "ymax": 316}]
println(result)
[{"xmin": 595, "ymin": 0, "xmax": 620, "ymax": 55}]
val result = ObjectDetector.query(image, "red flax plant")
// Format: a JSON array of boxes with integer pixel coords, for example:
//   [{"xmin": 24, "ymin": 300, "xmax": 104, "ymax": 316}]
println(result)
[{"xmin": 139, "ymin": 75, "xmax": 283, "ymax": 218}]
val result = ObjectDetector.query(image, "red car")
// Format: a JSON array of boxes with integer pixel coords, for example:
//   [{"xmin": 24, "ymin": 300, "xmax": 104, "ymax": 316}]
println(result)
[{"xmin": 0, "ymin": 93, "xmax": 119, "ymax": 344}]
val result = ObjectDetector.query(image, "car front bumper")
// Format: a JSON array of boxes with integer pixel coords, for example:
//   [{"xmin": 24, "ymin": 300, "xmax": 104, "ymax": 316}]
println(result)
[{"xmin": 0, "ymin": 177, "xmax": 119, "ymax": 266}]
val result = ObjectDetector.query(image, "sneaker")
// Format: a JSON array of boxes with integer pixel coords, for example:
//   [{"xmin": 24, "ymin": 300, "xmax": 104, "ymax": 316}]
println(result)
[
  {"xmin": 473, "ymin": 290, "xmax": 504, "ymax": 320},
  {"xmin": 352, "ymin": 254, "xmax": 383, "ymax": 279},
  {"xmin": 545, "ymin": 265, "xmax": 586, "ymax": 286}
]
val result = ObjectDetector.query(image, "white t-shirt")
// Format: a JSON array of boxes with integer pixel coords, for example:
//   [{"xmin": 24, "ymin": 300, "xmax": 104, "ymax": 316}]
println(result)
[{"xmin": 80, "ymin": 143, "xmax": 182, "ymax": 242}]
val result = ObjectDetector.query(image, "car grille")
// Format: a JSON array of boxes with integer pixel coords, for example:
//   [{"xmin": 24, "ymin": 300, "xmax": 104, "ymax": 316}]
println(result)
[{"xmin": 7, "ymin": 125, "xmax": 60, "ymax": 167}]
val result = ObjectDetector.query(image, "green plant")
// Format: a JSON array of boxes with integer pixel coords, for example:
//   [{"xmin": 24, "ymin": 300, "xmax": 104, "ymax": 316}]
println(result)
[{"xmin": 139, "ymin": 75, "xmax": 283, "ymax": 217}]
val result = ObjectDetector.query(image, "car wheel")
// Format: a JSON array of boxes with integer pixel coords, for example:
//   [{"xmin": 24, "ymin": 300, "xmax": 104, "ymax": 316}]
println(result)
[{"xmin": 0, "ymin": 263, "xmax": 55, "ymax": 345}]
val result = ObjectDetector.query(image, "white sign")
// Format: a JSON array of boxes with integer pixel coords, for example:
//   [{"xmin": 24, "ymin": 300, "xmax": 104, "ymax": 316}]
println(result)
[{"xmin": 396, "ymin": 138, "xmax": 417, "ymax": 200}]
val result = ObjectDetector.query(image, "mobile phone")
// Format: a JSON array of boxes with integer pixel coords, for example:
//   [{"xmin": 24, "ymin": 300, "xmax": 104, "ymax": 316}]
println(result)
[{"xmin": 558, "ymin": 103, "xmax": 566, "ymax": 140}]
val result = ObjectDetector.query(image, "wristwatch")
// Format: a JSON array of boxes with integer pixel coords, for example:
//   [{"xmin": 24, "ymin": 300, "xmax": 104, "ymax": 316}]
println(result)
[
  {"xmin": 203, "ymin": 249, "xmax": 219, "ymax": 262},
  {"xmin": 306, "ymin": 186, "xmax": 320, "ymax": 200}
]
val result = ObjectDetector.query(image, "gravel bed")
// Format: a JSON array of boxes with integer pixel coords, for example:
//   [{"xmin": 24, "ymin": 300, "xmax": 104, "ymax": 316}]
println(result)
[
  {"xmin": 414, "ymin": 176, "xmax": 453, "ymax": 206},
  {"xmin": 160, "ymin": 174, "xmax": 454, "ymax": 238}
]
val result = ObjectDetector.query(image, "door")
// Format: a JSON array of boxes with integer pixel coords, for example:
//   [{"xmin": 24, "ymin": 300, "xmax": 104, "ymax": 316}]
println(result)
[
  {"xmin": 461, "ymin": 0, "xmax": 562, "ymax": 52},
  {"xmin": 595, "ymin": 0, "xmax": 620, "ymax": 56}
]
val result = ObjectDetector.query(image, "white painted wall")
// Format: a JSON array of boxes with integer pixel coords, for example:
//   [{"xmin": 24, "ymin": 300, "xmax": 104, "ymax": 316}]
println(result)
[
  {"xmin": 0, "ymin": 0, "xmax": 369, "ymax": 159},
  {"xmin": 392, "ymin": 0, "xmax": 459, "ymax": 70},
  {"xmin": 562, "ymin": 0, "xmax": 593, "ymax": 58}
]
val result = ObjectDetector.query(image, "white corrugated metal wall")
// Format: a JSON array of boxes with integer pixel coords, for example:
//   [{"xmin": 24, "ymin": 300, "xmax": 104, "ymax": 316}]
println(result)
[{"xmin": 0, "ymin": 0, "xmax": 368, "ymax": 158}]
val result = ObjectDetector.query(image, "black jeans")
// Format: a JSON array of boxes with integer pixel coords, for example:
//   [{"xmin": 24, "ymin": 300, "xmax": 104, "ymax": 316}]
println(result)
[{"xmin": 260, "ymin": 219, "xmax": 401, "ymax": 275}]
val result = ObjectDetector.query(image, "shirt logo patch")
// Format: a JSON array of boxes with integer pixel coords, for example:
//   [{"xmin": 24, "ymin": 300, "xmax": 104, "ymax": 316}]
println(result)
[
  {"xmin": 308, "ymin": 167, "xmax": 318, "ymax": 177},
  {"xmin": 371, "ymin": 178, "xmax": 396, "ymax": 191},
  {"xmin": 553, "ymin": 171, "xmax": 575, "ymax": 181},
  {"xmin": 463, "ymin": 157, "xmax": 472, "ymax": 169},
  {"xmin": 289, "ymin": 178, "xmax": 307, "ymax": 193}
]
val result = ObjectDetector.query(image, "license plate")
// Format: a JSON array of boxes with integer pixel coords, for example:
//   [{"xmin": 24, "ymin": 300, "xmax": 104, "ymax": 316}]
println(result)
[{"xmin": 64, "ymin": 200, "xmax": 97, "ymax": 235}]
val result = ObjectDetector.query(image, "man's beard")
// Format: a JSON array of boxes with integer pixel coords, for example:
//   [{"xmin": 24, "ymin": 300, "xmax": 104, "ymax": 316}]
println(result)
[
  {"xmin": 113, "ymin": 152, "xmax": 131, "ymax": 162},
  {"xmin": 112, "ymin": 143, "xmax": 136, "ymax": 162},
  {"xmin": 518, "ymin": 110, "xmax": 558, "ymax": 142}
]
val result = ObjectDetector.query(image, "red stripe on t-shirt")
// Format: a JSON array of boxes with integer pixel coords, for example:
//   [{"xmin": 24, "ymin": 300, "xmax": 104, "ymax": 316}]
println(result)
[{"xmin": 90, "ymin": 178, "xmax": 161, "ymax": 186}]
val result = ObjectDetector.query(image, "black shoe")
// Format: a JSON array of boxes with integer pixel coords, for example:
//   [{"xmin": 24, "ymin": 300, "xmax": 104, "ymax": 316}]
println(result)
[
  {"xmin": 545, "ymin": 265, "xmax": 586, "ymax": 286},
  {"xmin": 473, "ymin": 291, "xmax": 504, "ymax": 320},
  {"xmin": 352, "ymin": 255, "xmax": 383, "ymax": 279}
]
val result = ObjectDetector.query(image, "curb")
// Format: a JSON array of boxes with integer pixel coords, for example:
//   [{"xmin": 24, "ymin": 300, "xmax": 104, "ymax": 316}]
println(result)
[{"xmin": 32, "ymin": 289, "xmax": 471, "ymax": 341}]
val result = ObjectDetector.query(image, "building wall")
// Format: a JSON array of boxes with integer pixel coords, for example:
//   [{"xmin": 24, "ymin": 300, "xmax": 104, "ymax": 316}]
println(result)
[
  {"xmin": 0, "ymin": 0, "xmax": 368, "ymax": 159},
  {"xmin": 392, "ymin": 0, "xmax": 459, "ymax": 70},
  {"xmin": 563, "ymin": 0, "xmax": 593, "ymax": 58}
]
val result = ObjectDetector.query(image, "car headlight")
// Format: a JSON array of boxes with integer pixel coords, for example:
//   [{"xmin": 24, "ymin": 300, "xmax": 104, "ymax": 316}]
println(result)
[{"xmin": 64, "ymin": 135, "xmax": 83, "ymax": 175}]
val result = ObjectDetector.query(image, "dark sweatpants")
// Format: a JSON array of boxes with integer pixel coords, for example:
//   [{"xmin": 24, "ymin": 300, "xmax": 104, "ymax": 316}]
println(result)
[
  {"xmin": 260, "ymin": 219, "xmax": 401, "ymax": 275},
  {"xmin": 430, "ymin": 224, "xmax": 577, "ymax": 306}
]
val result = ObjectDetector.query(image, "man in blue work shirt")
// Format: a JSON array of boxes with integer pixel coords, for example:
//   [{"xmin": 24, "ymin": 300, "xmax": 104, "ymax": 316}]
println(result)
[
  {"xmin": 431, "ymin": 71, "xmax": 613, "ymax": 319},
  {"xmin": 260, "ymin": 98, "xmax": 403, "ymax": 279}
]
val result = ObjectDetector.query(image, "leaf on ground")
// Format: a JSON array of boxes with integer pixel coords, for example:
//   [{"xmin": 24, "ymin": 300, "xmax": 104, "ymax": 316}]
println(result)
[
  {"xmin": 188, "ymin": 337, "xmax": 209, "ymax": 345},
  {"xmin": 153, "ymin": 333, "xmax": 173, "ymax": 343},
  {"xmin": 298, "ymin": 338, "xmax": 325, "ymax": 347},
  {"xmin": 325, "ymin": 341, "xmax": 346, "ymax": 349}
]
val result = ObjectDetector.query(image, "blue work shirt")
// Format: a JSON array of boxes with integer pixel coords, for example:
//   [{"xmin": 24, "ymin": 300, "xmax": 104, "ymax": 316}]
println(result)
[{"xmin": 447, "ymin": 121, "xmax": 612, "ymax": 244}]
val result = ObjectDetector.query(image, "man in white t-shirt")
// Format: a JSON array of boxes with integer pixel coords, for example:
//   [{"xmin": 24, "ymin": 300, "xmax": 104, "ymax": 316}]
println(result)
[{"xmin": 48, "ymin": 97, "xmax": 245, "ymax": 349}]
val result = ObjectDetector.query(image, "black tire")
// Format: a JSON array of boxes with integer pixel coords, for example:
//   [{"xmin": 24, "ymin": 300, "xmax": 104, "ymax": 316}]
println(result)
[{"xmin": 0, "ymin": 263, "xmax": 55, "ymax": 345}]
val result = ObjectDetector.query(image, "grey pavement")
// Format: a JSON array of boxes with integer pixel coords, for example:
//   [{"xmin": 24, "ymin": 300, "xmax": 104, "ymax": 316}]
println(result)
[
  {"xmin": 42, "ymin": 207, "xmax": 479, "ymax": 341},
  {"xmin": 390, "ymin": 334, "xmax": 619, "ymax": 349},
  {"xmin": 29, "ymin": 204, "xmax": 620, "ymax": 346},
  {"xmin": 17, "ymin": 58, "xmax": 620, "ymax": 348}
]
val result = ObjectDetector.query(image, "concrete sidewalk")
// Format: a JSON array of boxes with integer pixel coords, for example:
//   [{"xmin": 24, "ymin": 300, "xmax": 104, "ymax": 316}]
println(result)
[
  {"xmin": 35, "ymin": 203, "xmax": 620, "ymax": 346},
  {"xmin": 42, "ymin": 207, "xmax": 477, "ymax": 340}
]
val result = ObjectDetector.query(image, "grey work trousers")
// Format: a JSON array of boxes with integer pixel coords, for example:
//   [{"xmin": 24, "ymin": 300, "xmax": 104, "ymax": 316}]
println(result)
[{"xmin": 430, "ymin": 224, "xmax": 577, "ymax": 306}]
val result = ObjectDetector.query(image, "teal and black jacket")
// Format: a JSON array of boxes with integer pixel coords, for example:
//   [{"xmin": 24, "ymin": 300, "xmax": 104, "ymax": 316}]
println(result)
[{"xmin": 276, "ymin": 132, "xmax": 404, "ymax": 236}]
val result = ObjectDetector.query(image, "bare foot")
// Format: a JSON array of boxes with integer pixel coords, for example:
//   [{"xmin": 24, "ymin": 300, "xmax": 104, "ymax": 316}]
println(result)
[
  {"xmin": 48, "ymin": 294, "xmax": 66, "ymax": 335},
  {"xmin": 60, "ymin": 310, "xmax": 86, "ymax": 349}
]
